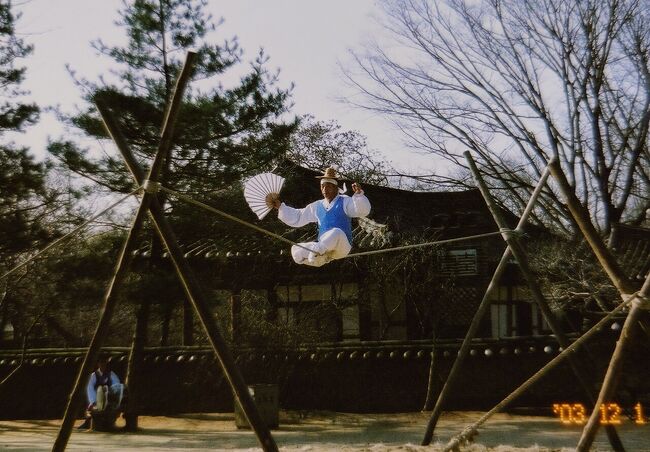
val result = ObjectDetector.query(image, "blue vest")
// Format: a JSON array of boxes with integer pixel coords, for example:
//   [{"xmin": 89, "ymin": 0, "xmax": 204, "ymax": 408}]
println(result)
[
  {"xmin": 94, "ymin": 370, "xmax": 112, "ymax": 390},
  {"xmin": 316, "ymin": 196, "xmax": 353, "ymax": 243}
]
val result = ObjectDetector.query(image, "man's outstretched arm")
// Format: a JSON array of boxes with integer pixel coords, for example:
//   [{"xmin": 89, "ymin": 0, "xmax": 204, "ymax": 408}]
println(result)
[{"xmin": 277, "ymin": 202, "xmax": 318, "ymax": 227}]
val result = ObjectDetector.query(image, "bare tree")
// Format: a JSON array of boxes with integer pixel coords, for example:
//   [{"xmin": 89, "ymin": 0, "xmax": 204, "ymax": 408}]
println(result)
[
  {"xmin": 344, "ymin": 0, "xmax": 649, "ymax": 236},
  {"xmin": 288, "ymin": 116, "xmax": 395, "ymax": 186}
]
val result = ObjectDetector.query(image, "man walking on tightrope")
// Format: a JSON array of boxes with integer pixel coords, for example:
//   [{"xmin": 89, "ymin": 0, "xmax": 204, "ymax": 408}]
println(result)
[{"xmin": 269, "ymin": 167, "xmax": 370, "ymax": 267}]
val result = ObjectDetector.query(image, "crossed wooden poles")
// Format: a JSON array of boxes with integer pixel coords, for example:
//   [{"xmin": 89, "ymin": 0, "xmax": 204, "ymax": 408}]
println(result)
[
  {"xmin": 422, "ymin": 151, "xmax": 648, "ymax": 451},
  {"xmin": 51, "ymin": 52, "xmax": 278, "ymax": 452}
]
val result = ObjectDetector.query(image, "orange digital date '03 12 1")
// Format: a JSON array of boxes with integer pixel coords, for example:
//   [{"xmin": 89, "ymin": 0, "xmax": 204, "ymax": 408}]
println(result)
[{"xmin": 552, "ymin": 403, "xmax": 646, "ymax": 425}]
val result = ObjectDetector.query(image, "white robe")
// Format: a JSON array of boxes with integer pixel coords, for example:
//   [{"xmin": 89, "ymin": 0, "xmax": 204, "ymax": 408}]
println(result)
[{"xmin": 278, "ymin": 193, "xmax": 371, "ymax": 267}]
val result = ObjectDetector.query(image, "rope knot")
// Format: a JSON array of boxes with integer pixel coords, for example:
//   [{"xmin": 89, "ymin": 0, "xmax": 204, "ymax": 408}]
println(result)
[
  {"xmin": 632, "ymin": 292, "xmax": 650, "ymax": 310},
  {"xmin": 499, "ymin": 228, "xmax": 517, "ymax": 239},
  {"xmin": 142, "ymin": 180, "xmax": 161, "ymax": 194}
]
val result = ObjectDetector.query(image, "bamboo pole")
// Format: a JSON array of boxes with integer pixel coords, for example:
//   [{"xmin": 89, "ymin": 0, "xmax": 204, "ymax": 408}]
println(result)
[
  {"xmin": 547, "ymin": 160, "xmax": 635, "ymax": 295},
  {"xmin": 443, "ymin": 151, "xmax": 625, "ymax": 451},
  {"xmin": 96, "ymin": 86, "xmax": 278, "ymax": 451},
  {"xmin": 147, "ymin": 197, "xmax": 278, "ymax": 451},
  {"xmin": 52, "ymin": 52, "xmax": 196, "ymax": 452},
  {"xmin": 421, "ymin": 160, "xmax": 553, "ymax": 444},
  {"xmin": 546, "ymin": 158, "xmax": 643, "ymax": 451},
  {"xmin": 577, "ymin": 277, "xmax": 650, "ymax": 450},
  {"xmin": 51, "ymin": 191, "xmax": 152, "ymax": 452}
]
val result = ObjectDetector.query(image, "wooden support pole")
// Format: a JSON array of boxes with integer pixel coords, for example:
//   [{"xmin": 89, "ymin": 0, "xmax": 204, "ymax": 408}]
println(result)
[
  {"xmin": 422, "ymin": 161, "xmax": 553, "ymax": 444},
  {"xmin": 95, "ymin": 69, "xmax": 278, "ymax": 449},
  {"xmin": 442, "ymin": 296, "xmax": 635, "ymax": 452},
  {"xmin": 52, "ymin": 52, "xmax": 197, "ymax": 452},
  {"xmin": 439, "ymin": 151, "xmax": 625, "ymax": 451},
  {"xmin": 51, "ymin": 183, "xmax": 152, "ymax": 452},
  {"xmin": 577, "ymin": 276, "xmax": 650, "ymax": 450},
  {"xmin": 145, "ymin": 197, "xmax": 278, "ymax": 451},
  {"xmin": 182, "ymin": 298, "xmax": 194, "ymax": 346},
  {"xmin": 124, "ymin": 298, "xmax": 149, "ymax": 431},
  {"xmin": 546, "ymin": 157, "xmax": 643, "ymax": 451},
  {"xmin": 149, "ymin": 54, "xmax": 196, "ymax": 184},
  {"xmin": 547, "ymin": 160, "xmax": 635, "ymax": 295}
]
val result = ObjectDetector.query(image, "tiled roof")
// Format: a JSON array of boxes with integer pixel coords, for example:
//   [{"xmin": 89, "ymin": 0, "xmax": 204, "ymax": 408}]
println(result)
[{"xmin": 610, "ymin": 223, "xmax": 650, "ymax": 283}]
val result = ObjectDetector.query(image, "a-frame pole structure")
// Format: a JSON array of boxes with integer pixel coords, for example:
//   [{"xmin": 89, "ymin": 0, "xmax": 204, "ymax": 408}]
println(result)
[
  {"xmin": 97, "ymin": 99, "xmax": 278, "ymax": 452},
  {"xmin": 421, "ymin": 158, "xmax": 553, "ymax": 442},
  {"xmin": 53, "ymin": 52, "xmax": 277, "ymax": 452},
  {"xmin": 51, "ymin": 51, "xmax": 195, "ymax": 452},
  {"xmin": 544, "ymin": 160, "xmax": 645, "ymax": 451},
  {"xmin": 422, "ymin": 151, "xmax": 625, "ymax": 450}
]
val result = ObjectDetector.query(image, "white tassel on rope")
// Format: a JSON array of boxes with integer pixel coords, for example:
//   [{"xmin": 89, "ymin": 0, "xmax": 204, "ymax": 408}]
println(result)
[{"xmin": 243, "ymin": 172, "xmax": 285, "ymax": 220}]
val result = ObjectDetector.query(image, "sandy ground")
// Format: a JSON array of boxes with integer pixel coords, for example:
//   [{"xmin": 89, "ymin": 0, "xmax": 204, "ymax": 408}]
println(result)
[{"xmin": 1, "ymin": 411, "xmax": 649, "ymax": 451}]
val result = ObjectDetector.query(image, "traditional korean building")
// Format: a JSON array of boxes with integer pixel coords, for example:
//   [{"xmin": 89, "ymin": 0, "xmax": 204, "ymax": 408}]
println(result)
[{"xmin": 130, "ymin": 160, "xmax": 549, "ymax": 345}]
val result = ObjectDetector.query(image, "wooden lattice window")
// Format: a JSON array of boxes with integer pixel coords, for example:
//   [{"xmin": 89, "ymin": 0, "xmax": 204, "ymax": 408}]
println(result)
[{"xmin": 441, "ymin": 248, "xmax": 478, "ymax": 276}]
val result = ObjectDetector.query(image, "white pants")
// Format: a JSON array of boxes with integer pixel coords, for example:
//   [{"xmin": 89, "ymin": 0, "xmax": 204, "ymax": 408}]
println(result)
[
  {"xmin": 291, "ymin": 228, "xmax": 352, "ymax": 267},
  {"xmin": 96, "ymin": 384, "xmax": 124, "ymax": 411}
]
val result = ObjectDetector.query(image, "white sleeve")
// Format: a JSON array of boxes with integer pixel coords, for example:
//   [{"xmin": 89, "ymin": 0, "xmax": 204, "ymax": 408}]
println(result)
[
  {"xmin": 87, "ymin": 373, "xmax": 97, "ymax": 405},
  {"xmin": 278, "ymin": 202, "xmax": 318, "ymax": 228},
  {"xmin": 344, "ymin": 193, "xmax": 371, "ymax": 218}
]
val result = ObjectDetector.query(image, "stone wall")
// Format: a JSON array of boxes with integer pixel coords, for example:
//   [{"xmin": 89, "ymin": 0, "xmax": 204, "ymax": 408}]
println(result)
[{"xmin": 1, "ymin": 334, "xmax": 647, "ymax": 420}]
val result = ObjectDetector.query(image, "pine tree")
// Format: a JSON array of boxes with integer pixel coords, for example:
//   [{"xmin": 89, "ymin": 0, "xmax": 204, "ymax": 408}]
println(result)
[
  {"xmin": 46, "ymin": 0, "xmax": 298, "ymax": 346},
  {"xmin": 49, "ymin": 0, "xmax": 297, "ymax": 198},
  {"xmin": 0, "ymin": 2, "xmax": 44, "ymax": 265}
]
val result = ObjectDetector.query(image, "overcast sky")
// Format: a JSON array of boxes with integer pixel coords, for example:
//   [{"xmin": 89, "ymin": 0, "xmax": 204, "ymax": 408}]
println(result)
[{"xmin": 13, "ymin": 0, "xmax": 435, "ymax": 173}]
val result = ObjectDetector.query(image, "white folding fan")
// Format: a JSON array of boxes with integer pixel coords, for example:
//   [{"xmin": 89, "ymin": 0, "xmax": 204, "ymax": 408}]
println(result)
[{"xmin": 243, "ymin": 172, "xmax": 285, "ymax": 220}]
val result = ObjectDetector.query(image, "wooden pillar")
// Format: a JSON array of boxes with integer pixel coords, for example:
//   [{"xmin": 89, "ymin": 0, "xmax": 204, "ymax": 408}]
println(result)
[
  {"xmin": 159, "ymin": 298, "xmax": 173, "ymax": 346},
  {"xmin": 182, "ymin": 298, "xmax": 194, "ymax": 346},
  {"xmin": 146, "ymin": 195, "xmax": 278, "ymax": 451},
  {"xmin": 358, "ymin": 281, "xmax": 372, "ymax": 341},
  {"xmin": 124, "ymin": 298, "xmax": 149, "ymax": 431}
]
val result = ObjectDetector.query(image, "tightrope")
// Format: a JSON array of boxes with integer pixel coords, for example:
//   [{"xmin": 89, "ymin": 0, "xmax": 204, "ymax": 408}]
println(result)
[
  {"xmin": 1, "ymin": 188, "xmax": 140, "ymax": 280},
  {"xmin": 159, "ymin": 185, "xmax": 317, "ymax": 254},
  {"xmin": 345, "ymin": 230, "xmax": 512, "ymax": 258}
]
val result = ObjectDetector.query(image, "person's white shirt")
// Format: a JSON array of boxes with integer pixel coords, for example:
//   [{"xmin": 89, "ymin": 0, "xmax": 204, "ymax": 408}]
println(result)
[{"xmin": 278, "ymin": 192, "xmax": 371, "ymax": 228}]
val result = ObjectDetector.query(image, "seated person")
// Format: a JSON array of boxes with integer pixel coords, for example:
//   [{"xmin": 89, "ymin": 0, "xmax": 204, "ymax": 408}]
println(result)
[{"xmin": 77, "ymin": 356, "xmax": 125, "ymax": 430}]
